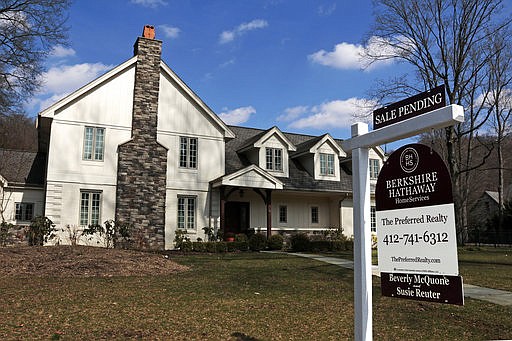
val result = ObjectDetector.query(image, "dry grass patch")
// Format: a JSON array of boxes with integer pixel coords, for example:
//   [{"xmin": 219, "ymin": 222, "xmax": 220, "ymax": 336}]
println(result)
[{"xmin": 0, "ymin": 245, "xmax": 188, "ymax": 277}]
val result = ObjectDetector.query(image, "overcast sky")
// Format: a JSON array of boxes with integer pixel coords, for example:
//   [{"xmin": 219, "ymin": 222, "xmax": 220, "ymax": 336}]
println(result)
[{"xmin": 28, "ymin": 0, "xmax": 415, "ymax": 149}]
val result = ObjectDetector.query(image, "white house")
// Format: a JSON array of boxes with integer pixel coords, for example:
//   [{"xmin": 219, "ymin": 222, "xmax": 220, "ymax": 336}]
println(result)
[{"xmin": 0, "ymin": 26, "xmax": 385, "ymax": 249}]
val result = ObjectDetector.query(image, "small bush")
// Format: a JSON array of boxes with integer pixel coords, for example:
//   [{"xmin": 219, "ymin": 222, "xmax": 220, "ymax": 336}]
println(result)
[
  {"xmin": 181, "ymin": 240, "xmax": 193, "ymax": 252},
  {"xmin": 330, "ymin": 240, "xmax": 346, "ymax": 251},
  {"xmin": 267, "ymin": 234, "xmax": 284, "ymax": 250},
  {"xmin": 205, "ymin": 242, "xmax": 217, "ymax": 253},
  {"xmin": 192, "ymin": 242, "xmax": 207, "ymax": 252},
  {"xmin": 310, "ymin": 240, "xmax": 330, "ymax": 252},
  {"xmin": 234, "ymin": 233, "xmax": 248, "ymax": 242},
  {"xmin": 249, "ymin": 233, "xmax": 267, "ymax": 251},
  {"xmin": 216, "ymin": 241, "xmax": 227, "ymax": 252},
  {"xmin": 234, "ymin": 241, "xmax": 249, "ymax": 251},
  {"xmin": 27, "ymin": 216, "xmax": 56, "ymax": 246},
  {"xmin": 0, "ymin": 222, "xmax": 13, "ymax": 246},
  {"xmin": 290, "ymin": 233, "xmax": 310, "ymax": 252}
]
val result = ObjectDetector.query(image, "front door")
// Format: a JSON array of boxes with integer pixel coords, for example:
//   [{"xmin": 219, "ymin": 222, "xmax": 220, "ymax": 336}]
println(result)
[{"xmin": 225, "ymin": 201, "xmax": 250, "ymax": 235}]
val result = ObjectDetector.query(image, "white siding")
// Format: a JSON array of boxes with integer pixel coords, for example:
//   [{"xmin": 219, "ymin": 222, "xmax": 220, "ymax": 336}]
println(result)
[{"xmin": 1, "ymin": 187, "xmax": 44, "ymax": 225}]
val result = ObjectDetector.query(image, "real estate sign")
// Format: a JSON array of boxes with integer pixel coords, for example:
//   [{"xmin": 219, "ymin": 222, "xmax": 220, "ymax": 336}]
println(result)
[
  {"xmin": 375, "ymin": 143, "xmax": 464, "ymax": 305},
  {"xmin": 373, "ymin": 85, "xmax": 446, "ymax": 130}
]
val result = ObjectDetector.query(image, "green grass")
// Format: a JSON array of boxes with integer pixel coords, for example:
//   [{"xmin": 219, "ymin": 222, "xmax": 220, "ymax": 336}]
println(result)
[{"xmin": 1, "ymin": 252, "xmax": 511, "ymax": 340}]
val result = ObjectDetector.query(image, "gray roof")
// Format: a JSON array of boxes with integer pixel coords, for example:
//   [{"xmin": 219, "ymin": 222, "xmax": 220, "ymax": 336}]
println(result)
[
  {"xmin": 226, "ymin": 126, "xmax": 353, "ymax": 193},
  {"xmin": 0, "ymin": 149, "xmax": 45, "ymax": 186}
]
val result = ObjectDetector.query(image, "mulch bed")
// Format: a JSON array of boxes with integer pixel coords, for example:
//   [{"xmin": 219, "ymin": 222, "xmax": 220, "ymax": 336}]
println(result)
[{"xmin": 0, "ymin": 245, "xmax": 188, "ymax": 277}]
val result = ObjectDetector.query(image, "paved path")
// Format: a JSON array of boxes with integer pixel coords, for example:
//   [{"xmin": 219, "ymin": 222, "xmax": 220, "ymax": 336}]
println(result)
[{"xmin": 286, "ymin": 253, "xmax": 512, "ymax": 306}]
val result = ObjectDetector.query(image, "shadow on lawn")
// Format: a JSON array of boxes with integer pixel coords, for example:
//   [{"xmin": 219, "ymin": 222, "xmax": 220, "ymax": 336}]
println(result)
[{"xmin": 231, "ymin": 331, "xmax": 260, "ymax": 341}]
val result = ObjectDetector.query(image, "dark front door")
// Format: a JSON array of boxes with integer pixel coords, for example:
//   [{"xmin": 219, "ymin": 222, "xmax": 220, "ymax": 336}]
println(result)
[{"xmin": 225, "ymin": 201, "xmax": 250, "ymax": 235}]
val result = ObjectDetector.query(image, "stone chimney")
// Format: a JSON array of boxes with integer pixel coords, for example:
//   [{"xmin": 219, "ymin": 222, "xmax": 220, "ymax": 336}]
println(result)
[{"xmin": 116, "ymin": 26, "xmax": 168, "ymax": 250}]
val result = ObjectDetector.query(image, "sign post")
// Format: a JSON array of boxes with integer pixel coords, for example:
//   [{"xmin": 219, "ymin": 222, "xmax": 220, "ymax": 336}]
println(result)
[{"xmin": 341, "ymin": 86, "xmax": 464, "ymax": 341}]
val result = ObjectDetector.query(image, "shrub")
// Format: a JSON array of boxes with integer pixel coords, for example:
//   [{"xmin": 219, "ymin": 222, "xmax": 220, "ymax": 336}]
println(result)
[
  {"xmin": 174, "ymin": 229, "xmax": 190, "ymax": 250},
  {"xmin": 267, "ymin": 234, "xmax": 284, "ymax": 250},
  {"xmin": 0, "ymin": 222, "xmax": 13, "ymax": 246},
  {"xmin": 234, "ymin": 241, "xmax": 249, "ymax": 251},
  {"xmin": 181, "ymin": 240, "xmax": 193, "ymax": 252},
  {"xmin": 290, "ymin": 233, "xmax": 310, "ymax": 252},
  {"xmin": 205, "ymin": 241, "xmax": 217, "ymax": 253},
  {"xmin": 249, "ymin": 233, "xmax": 267, "ymax": 251},
  {"xmin": 192, "ymin": 242, "xmax": 207, "ymax": 252},
  {"xmin": 310, "ymin": 240, "xmax": 330, "ymax": 252},
  {"xmin": 234, "ymin": 233, "xmax": 248, "ymax": 242},
  {"xmin": 216, "ymin": 241, "xmax": 227, "ymax": 252},
  {"xmin": 27, "ymin": 216, "xmax": 56, "ymax": 246}
]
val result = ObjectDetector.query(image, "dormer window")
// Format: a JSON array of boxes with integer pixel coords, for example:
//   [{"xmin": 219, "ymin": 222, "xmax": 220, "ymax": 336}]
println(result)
[
  {"xmin": 320, "ymin": 153, "xmax": 335, "ymax": 176},
  {"xmin": 369, "ymin": 158, "xmax": 380, "ymax": 179},
  {"xmin": 266, "ymin": 147, "xmax": 282, "ymax": 171}
]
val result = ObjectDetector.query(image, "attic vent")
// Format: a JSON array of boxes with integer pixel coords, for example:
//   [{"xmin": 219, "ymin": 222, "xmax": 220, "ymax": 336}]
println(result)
[{"xmin": 142, "ymin": 25, "xmax": 155, "ymax": 39}]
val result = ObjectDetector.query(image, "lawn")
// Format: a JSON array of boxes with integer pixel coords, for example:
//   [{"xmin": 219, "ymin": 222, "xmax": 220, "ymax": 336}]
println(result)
[{"xmin": 0, "ymin": 248, "xmax": 511, "ymax": 340}]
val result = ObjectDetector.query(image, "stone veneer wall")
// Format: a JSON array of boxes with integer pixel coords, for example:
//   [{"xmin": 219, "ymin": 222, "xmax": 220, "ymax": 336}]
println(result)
[{"xmin": 116, "ymin": 36, "xmax": 168, "ymax": 250}]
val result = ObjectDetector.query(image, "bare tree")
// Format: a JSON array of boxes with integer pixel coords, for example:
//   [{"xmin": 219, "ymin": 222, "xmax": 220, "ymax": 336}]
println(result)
[
  {"xmin": 0, "ymin": 0, "xmax": 70, "ymax": 116},
  {"xmin": 0, "ymin": 114, "xmax": 37, "ymax": 150},
  {"xmin": 486, "ymin": 32, "xmax": 512, "ymax": 231},
  {"xmin": 366, "ymin": 0, "xmax": 512, "ymax": 243}
]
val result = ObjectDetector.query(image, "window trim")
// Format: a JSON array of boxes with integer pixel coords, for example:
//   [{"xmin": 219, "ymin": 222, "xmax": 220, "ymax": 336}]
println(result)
[
  {"xmin": 179, "ymin": 136, "xmax": 198, "ymax": 169},
  {"xmin": 79, "ymin": 190, "xmax": 102, "ymax": 226},
  {"xmin": 265, "ymin": 147, "xmax": 283, "ymax": 171},
  {"xmin": 279, "ymin": 205, "xmax": 287, "ymax": 224},
  {"xmin": 320, "ymin": 153, "xmax": 335, "ymax": 176},
  {"xmin": 15, "ymin": 202, "xmax": 34, "ymax": 222},
  {"xmin": 311, "ymin": 206, "xmax": 319, "ymax": 224},
  {"xmin": 369, "ymin": 158, "xmax": 380, "ymax": 179},
  {"xmin": 83, "ymin": 126, "xmax": 105, "ymax": 161},
  {"xmin": 177, "ymin": 195, "xmax": 197, "ymax": 230}
]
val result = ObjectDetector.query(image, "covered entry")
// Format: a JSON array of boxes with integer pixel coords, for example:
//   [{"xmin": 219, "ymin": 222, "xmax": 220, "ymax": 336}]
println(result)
[
  {"xmin": 212, "ymin": 165, "xmax": 284, "ymax": 238},
  {"xmin": 224, "ymin": 201, "xmax": 250, "ymax": 235}
]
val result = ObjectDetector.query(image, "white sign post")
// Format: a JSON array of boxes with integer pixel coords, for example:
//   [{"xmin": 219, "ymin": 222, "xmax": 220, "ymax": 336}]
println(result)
[{"xmin": 341, "ymin": 104, "xmax": 464, "ymax": 341}]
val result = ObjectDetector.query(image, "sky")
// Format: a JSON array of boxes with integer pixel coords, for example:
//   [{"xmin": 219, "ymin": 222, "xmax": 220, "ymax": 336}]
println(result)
[{"xmin": 28, "ymin": 0, "xmax": 415, "ymax": 150}]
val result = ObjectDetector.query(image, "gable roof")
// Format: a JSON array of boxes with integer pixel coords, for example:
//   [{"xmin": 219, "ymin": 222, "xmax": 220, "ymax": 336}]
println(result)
[
  {"xmin": 226, "ymin": 126, "xmax": 354, "ymax": 193},
  {"xmin": 0, "ymin": 149, "xmax": 45, "ymax": 187},
  {"xmin": 38, "ymin": 57, "xmax": 235, "ymax": 139},
  {"xmin": 292, "ymin": 133, "xmax": 346, "ymax": 158},
  {"xmin": 237, "ymin": 126, "xmax": 296, "ymax": 153}
]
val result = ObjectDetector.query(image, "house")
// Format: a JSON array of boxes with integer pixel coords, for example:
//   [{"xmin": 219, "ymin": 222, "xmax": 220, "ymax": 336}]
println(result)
[
  {"xmin": 0, "ymin": 150, "xmax": 45, "ymax": 225},
  {"xmin": 1, "ymin": 26, "xmax": 385, "ymax": 249}
]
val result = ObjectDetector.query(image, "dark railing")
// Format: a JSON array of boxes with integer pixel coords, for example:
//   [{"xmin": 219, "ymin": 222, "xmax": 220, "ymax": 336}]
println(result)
[{"xmin": 464, "ymin": 228, "xmax": 512, "ymax": 247}]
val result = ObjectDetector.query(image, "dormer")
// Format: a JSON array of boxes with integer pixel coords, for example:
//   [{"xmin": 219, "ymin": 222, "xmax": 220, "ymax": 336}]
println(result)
[
  {"xmin": 237, "ymin": 126, "xmax": 296, "ymax": 177},
  {"xmin": 292, "ymin": 134, "xmax": 346, "ymax": 181}
]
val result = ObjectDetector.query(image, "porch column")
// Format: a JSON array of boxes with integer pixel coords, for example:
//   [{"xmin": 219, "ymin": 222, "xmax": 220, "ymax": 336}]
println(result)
[
  {"xmin": 220, "ymin": 186, "xmax": 226, "ymax": 236},
  {"xmin": 266, "ymin": 189, "xmax": 272, "ymax": 238}
]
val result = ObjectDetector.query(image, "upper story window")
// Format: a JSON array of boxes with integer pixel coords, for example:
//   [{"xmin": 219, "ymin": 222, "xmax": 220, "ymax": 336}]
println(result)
[
  {"xmin": 320, "ymin": 153, "xmax": 335, "ymax": 176},
  {"xmin": 369, "ymin": 158, "xmax": 380, "ymax": 179},
  {"xmin": 178, "ymin": 196, "xmax": 196, "ymax": 229},
  {"xmin": 80, "ymin": 191, "xmax": 101, "ymax": 226},
  {"xmin": 180, "ymin": 137, "xmax": 198, "ymax": 169},
  {"xmin": 83, "ymin": 127, "xmax": 105, "ymax": 161},
  {"xmin": 15, "ymin": 202, "xmax": 34, "ymax": 221},
  {"xmin": 266, "ymin": 147, "xmax": 282, "ymax": 171}
]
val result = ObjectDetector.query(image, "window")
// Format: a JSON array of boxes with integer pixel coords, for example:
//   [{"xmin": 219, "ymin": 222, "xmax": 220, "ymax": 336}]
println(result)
[
  {"xmin": 179, "ymin": 137, "xmax": 198, "ymax": 169},
  {"xmin": 311, "ymin": 206, "xmax": 319, "ymax": 224},
  {"xmin": 80, "ymin": 191, "xmax": 101, "ymax": 226},
  {"xmin": 279, "ymin": 205, "xmax": 287, "ymax": 223},
  {"xmin": 265, "ymin": 147, "xmax": 282, "ymax": 171},
  {"xmin": 371, "ymin": 206, "xmax": 376, "ymax": 232},
  {"xmin": 83, "ymin": 127, "xmax": 105, "ymax": 161},
  {"xmin": 320, "ymin": 153, "xmax": 335, "ymax": 176},
  {"xmin": 15, "ymin": 203, "xmax": 34, "ymax": 221},
  {"xmin": 369, "ymin": 158, "xmax": 380, "ymax": 179},
  {"xmin": 178, "ymin": 196, "xmax": 196, "ymax": 229}
]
